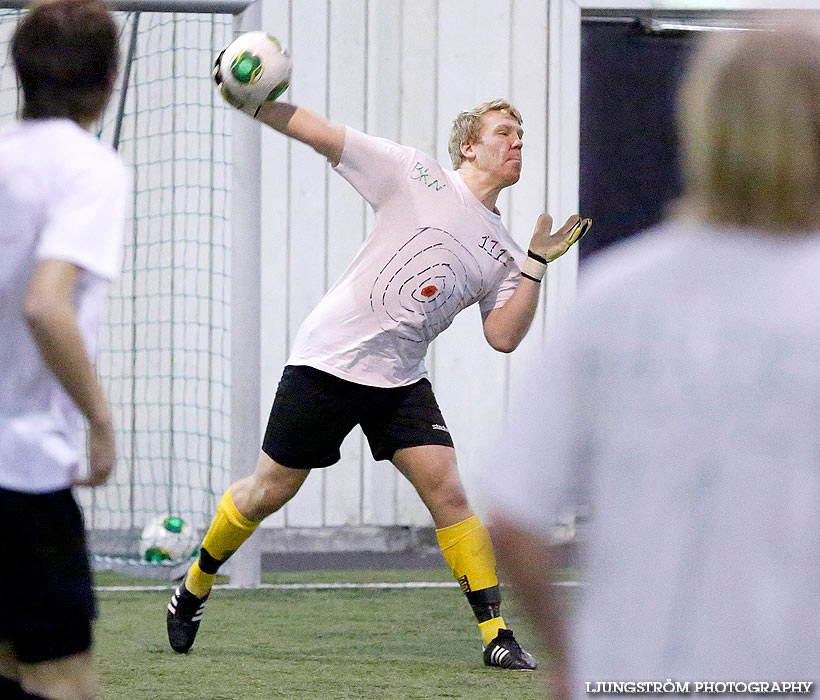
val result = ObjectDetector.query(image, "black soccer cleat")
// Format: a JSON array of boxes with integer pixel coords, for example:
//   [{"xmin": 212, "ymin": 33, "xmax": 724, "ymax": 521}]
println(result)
[
  {"xmin": 167, "ymin": 582, "xmax": 208, "ymax": 653},
  {"xmin": 483, "ymin": 628, "xmax": 538, "ymax": 670}
]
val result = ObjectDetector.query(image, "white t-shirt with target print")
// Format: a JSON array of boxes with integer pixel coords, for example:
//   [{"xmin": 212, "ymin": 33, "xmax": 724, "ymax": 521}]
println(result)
[{"xmin": 287, "ymin": 127, "xmax": 525, "ymax": 388}]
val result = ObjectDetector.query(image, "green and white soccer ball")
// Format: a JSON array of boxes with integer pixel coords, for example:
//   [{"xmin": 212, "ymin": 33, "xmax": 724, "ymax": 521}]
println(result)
[
  {"xmin": 217, "ymin": 31, "xmax": 291, "ymax": 109},
  {"xmin": 139, "ymin": 515, "xmax": 199, "ymax": 563}
]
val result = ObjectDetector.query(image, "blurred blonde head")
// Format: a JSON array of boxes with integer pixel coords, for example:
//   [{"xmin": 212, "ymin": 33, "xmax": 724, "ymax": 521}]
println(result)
[{"xmin": 678, "ymin": 16, "xmax": 820, "ymax": 231}]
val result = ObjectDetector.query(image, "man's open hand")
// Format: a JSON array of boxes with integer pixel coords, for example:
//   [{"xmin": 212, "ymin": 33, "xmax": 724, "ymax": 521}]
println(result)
[
  {"xmin": 521, "ymin": 214, "xmax": 593, "ymax": 282},
  {"xmin": 530, "ymin": 213, "xmax": 592, "ymax": 263}
]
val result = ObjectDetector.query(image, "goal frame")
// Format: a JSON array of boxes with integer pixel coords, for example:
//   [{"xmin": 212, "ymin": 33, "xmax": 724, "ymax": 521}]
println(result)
[
  {"xmin": 1, "ymin": 0, "xmax": 250, "ymax": 12},
  {"xmin": 0, "ymin": 0, "xmax": 263, "ymax": 587}
]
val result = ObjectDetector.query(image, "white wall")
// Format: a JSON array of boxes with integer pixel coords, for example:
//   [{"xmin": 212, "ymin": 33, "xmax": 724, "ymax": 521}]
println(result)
[
  {"xmin": 256, "ymin": 0, "xmax": 564, "ymax": 529},
  {"xmin": 255, "ymin": 0, "xmax": 820, "ymax": 532}
]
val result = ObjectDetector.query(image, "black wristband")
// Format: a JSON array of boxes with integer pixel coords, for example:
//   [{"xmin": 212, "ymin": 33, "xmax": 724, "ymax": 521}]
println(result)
[{"xmin": 527, "ymin": 250, "xmax": 548, "ymax": 265}]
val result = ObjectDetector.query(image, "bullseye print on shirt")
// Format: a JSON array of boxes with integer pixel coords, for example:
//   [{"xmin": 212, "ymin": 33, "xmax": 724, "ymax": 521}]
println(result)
[{"xmin": 370, "ymin": 227, "xmax": 484, "ymax": 344}]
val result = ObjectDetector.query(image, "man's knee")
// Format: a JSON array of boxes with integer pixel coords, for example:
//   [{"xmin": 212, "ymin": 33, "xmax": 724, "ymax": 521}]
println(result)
[
  {"xmin": 419, "ymin": 464, "xmax": 468, "ymax": 505},
  {"xmin": 434, "ymin": 475, "xmax": 470, "ymax": 511},
  {"xmin": 254, "ymin": 478, "xmax": 295, "ymax": 513},
  {"xmin": 248, "ymin": 457, "xmax": 309, "ymax": 515},
  {"xmin": 416, "ymin": 467, "xmax": 472, "ymax": 524}
]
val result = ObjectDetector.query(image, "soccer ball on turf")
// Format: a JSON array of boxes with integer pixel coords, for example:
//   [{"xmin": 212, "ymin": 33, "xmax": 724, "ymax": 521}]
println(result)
[
  {"xmin": 139, "ymin": 515, "xmax": 199, "ymax": 563},
  {"xmin": 215, "ymin": 31, "xmax": 291, "ymax": 111}
]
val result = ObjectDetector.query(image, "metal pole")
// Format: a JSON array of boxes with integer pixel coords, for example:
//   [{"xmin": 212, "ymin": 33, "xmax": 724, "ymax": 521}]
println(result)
[
  {"xmin": 112, "ymin": 12, "xmax": 140, "ymax": 152},
  {"xmin": 0, "ymin": 0, "xmax": 252, "ymax": 14},
  {"xmin": 228, "ymin": 0, "xmax": 261, "ymax": 588}
]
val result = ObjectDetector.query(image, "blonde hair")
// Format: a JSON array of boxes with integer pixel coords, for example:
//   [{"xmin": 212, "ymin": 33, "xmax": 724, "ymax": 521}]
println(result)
[
  {"xmin": 448, "ymin": 99, "xmax": 523, "ymax": 169},
  {"xmin": 678, "ymin": 19, "xmax": 820, "ymax": 231}
]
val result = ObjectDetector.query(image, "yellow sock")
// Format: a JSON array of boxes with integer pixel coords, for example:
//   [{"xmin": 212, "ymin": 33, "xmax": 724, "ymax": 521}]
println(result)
[
  {"xmin": 436, "ymin": 514, "xmax": 506, "ymax": 645},
  {"xmin": 184, "ymin": 559, "xmax": 215, "ymax": 599},
  {"xmin": 479, "ymin": 617, "xmax": 506, "ymax": 645},
  {"xmin": 185, "ymin": 488, "xmax": 259, "ymax": 598}
]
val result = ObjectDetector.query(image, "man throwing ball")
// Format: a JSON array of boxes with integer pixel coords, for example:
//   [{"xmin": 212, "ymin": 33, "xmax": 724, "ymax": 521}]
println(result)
[{"xmin": 167, "ymin": 41, "xmax": 590, "ymax": 670}]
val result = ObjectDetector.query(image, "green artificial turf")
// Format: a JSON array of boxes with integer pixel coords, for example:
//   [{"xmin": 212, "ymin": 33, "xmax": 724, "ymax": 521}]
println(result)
[{"xmin": 93, "ymin": 569, "xmax": 553, "ymax": 700}]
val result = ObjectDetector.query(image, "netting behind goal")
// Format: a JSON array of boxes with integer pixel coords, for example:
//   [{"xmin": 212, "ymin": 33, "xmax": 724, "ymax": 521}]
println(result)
[{"xmin": 0, "ymin": 10, "xmax": 235, "ymax": 569}]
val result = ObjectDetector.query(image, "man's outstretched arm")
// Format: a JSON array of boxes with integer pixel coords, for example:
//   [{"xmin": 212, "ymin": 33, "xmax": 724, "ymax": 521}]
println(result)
[
  {"xmin": 254, "ymin": 102, "xmax": 345, "ymax": 164},
  {"xmin": 213, "ymin": 56, "xmax": 345, "ymax": 164}
]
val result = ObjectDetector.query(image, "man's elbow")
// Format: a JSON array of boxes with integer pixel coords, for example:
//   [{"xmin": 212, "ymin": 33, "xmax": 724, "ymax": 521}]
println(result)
[
  {"xmin": 484, "ymin": 313, "xmax": 531, "ymax": 353},
  {"xmin": 24, "ymin": 295, "xmax": 51, "ymax": 332},
  {"xmin": 487, "ymin": 334, "xmax": 520, "ymax": 354},
  {"xmin": 24, "ymin": 294, "xmax": 67, "ymax": 336}
]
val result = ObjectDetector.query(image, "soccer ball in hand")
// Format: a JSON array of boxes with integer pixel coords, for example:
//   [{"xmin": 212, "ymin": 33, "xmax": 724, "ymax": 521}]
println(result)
[
  {"xmin": 139, "ymin": 515, "xmax": 200, "ymax": 563},
  {"xmin": 215, "ymin": 31, "xmax": 291, "ymax": 111}
]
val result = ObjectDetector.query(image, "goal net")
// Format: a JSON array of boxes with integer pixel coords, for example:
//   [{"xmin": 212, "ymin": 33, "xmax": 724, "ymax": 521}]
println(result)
[{"xmin": 0, "ymin": 7, "xmax": 239, "ymax": 575}]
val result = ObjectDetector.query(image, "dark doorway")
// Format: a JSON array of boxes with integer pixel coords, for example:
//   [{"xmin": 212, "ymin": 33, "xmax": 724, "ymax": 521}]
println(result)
[{"xmin": 578, "ymin": 18, "xmax": 697, "ymax": 260}]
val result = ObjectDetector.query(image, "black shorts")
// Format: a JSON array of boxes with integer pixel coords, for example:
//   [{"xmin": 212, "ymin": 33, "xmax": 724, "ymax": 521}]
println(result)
[
  {"xmin": 0, "ymin": 487, "xmax": 96, "ymax": 664},
  {"xmin": 262, "ymin": 365, "xmax": 454, "ymax": 469}
]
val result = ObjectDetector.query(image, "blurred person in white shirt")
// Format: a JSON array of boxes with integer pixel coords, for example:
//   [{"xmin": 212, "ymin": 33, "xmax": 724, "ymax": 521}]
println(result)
[{"xmin": 486, "ymin": 15, "xmax": 820, "ymax": 700}]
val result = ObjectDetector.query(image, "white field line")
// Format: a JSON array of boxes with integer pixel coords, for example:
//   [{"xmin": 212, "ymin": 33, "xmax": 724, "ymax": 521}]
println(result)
[{"xmin": 96, "ymin": 580, "xmax": 584, "ymax": 592}]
